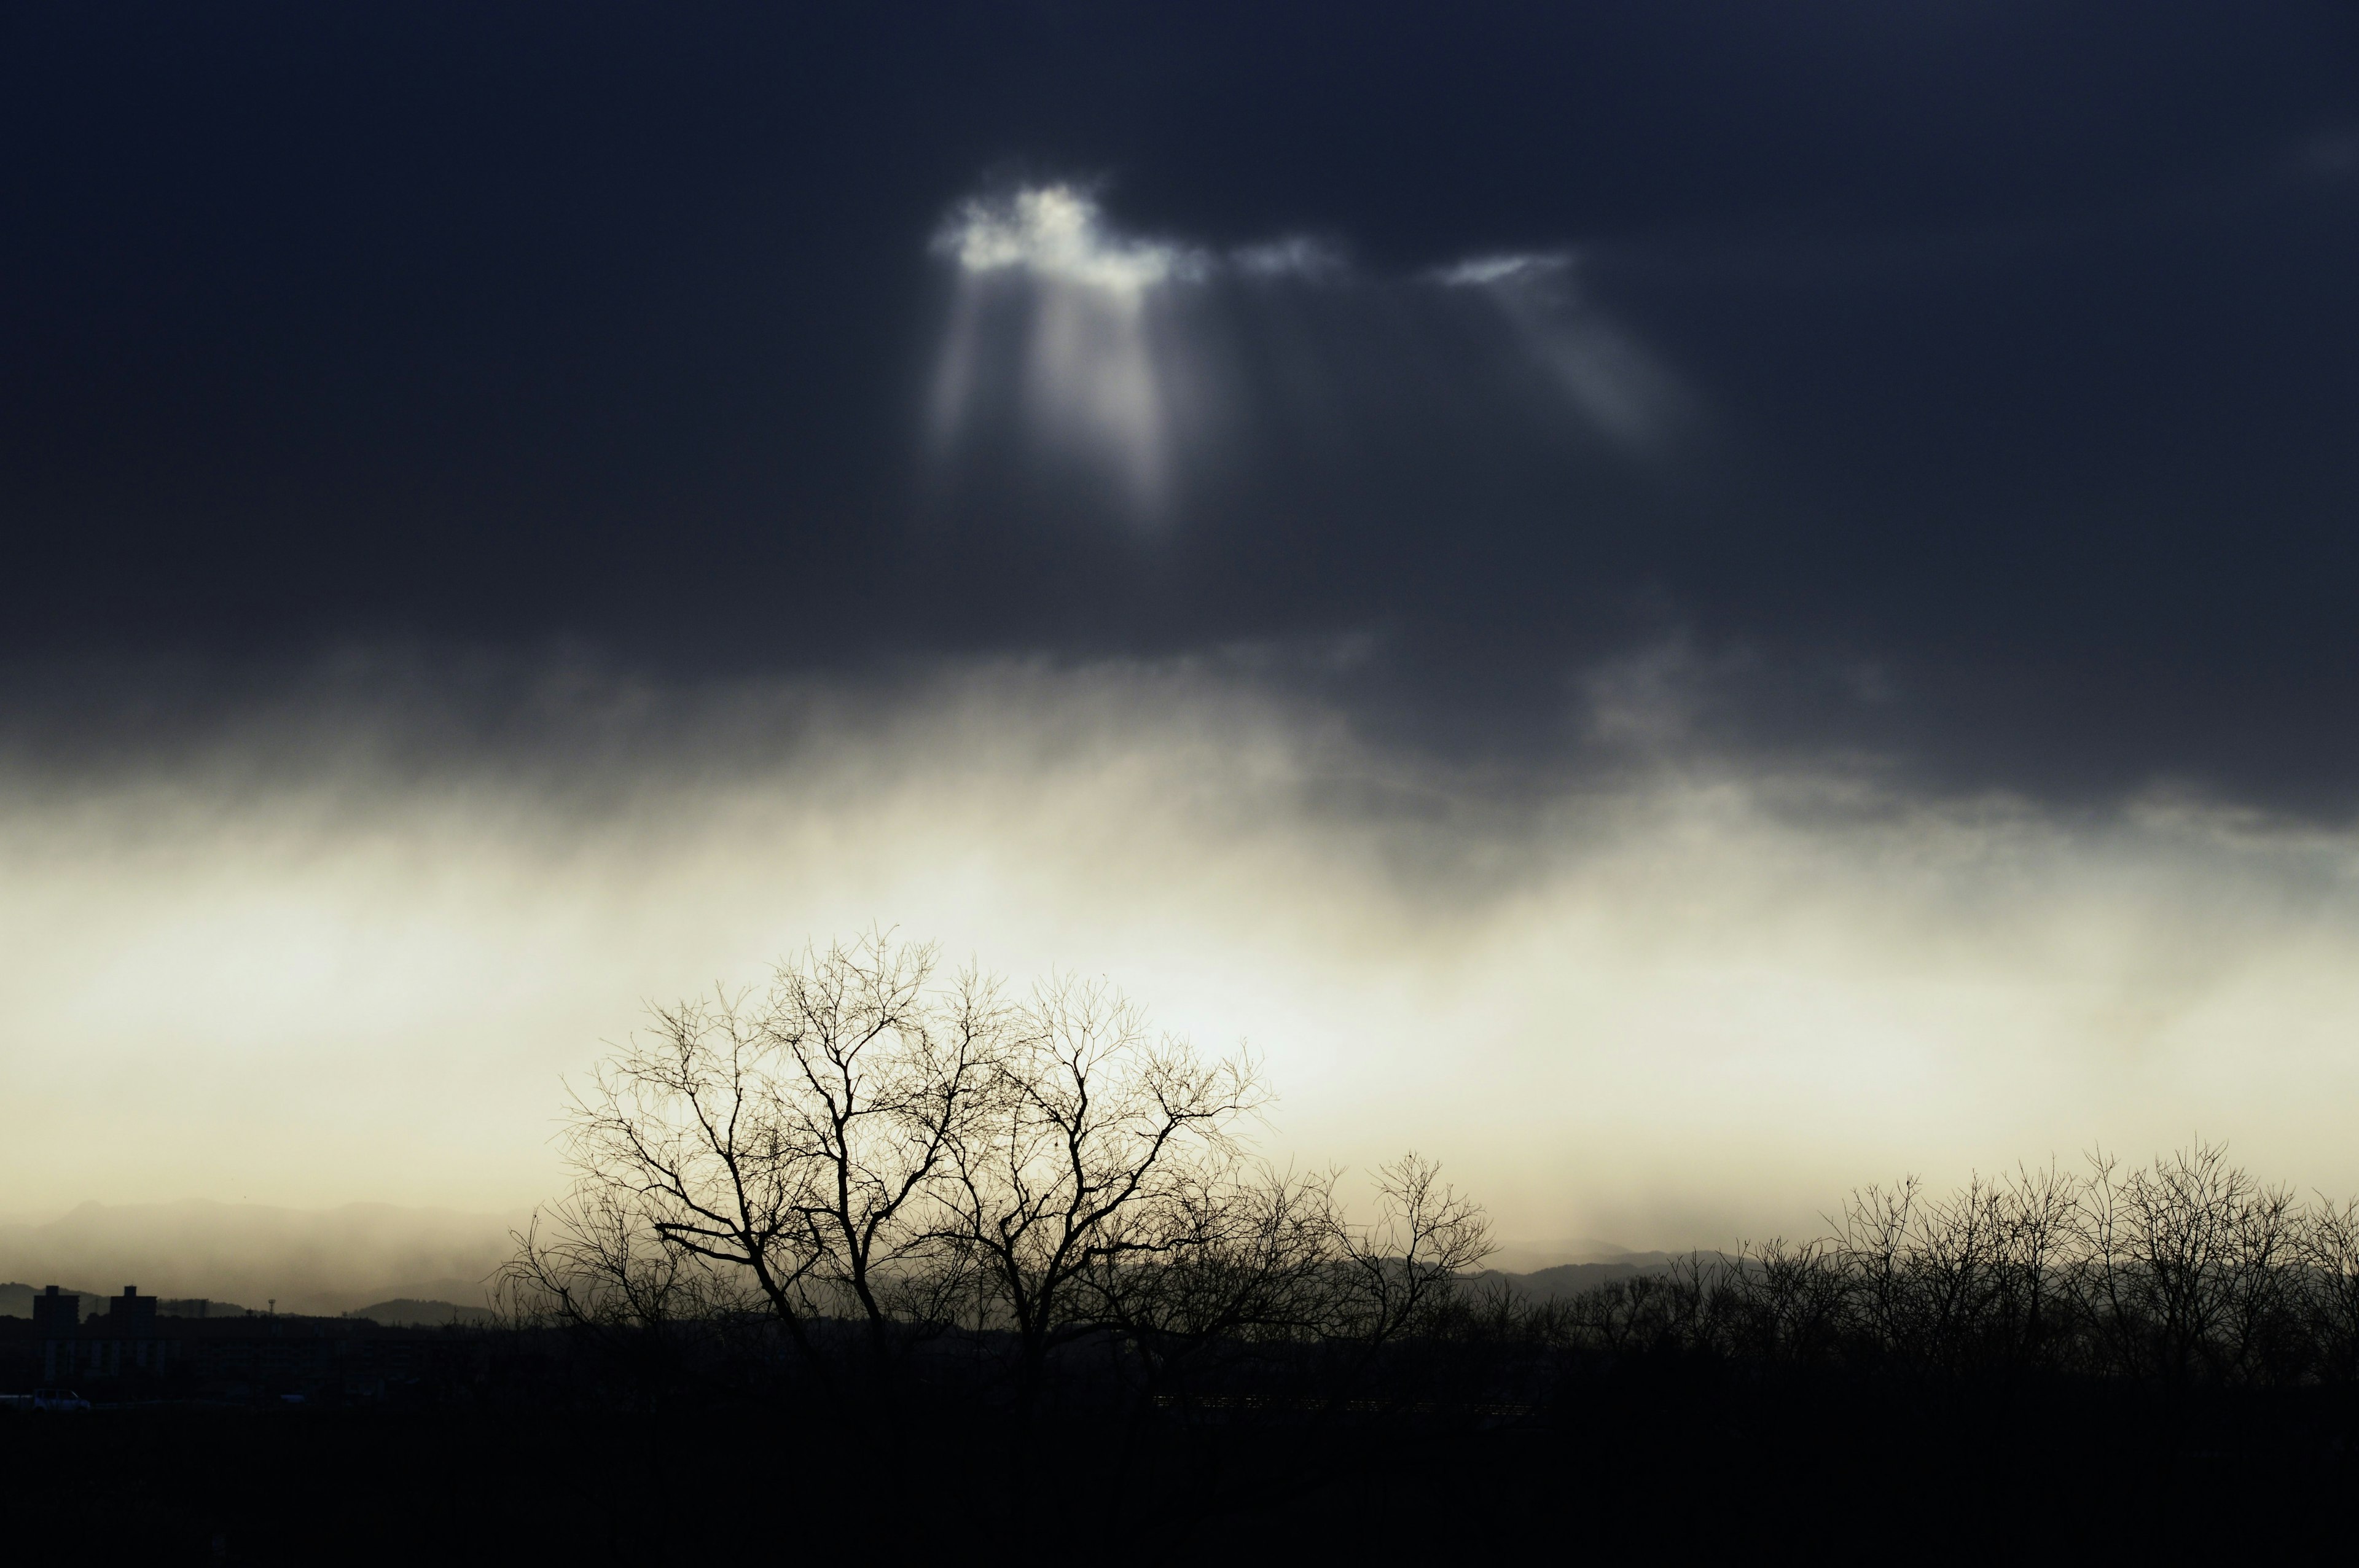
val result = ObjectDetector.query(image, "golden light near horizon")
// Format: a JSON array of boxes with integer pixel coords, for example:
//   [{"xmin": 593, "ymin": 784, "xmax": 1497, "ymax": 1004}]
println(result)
[{"xmin": 7, "ymin": 659, "xmax": 2359, "ymax": 1255}]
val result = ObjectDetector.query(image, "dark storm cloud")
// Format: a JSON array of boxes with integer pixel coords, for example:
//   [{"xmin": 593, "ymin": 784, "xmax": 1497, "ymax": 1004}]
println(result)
[{"xmin": 6, "ymin": 2, "xmax": 2358, "ymax": 808}]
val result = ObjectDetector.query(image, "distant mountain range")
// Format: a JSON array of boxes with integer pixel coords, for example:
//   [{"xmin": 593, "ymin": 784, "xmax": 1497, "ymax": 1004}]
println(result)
[
  {"xmin": 1471, "ymin": 1258, "xmax": 1680, "ymax": 1301},
  {"xmin": 1482, "ymin": 1238, "xmax": 1684, "ymax": 1274}
]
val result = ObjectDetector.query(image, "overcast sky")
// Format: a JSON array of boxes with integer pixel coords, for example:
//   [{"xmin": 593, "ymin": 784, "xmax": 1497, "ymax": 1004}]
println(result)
[{"xmin": 6, "ymin": 4, "xmax": 2358, "ymax": 1251}]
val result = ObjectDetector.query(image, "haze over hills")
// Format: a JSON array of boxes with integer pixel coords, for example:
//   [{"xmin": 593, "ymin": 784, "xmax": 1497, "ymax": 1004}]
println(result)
[
  {"xmin": 0, "ymin": 1283, "xmax": 111, "ymax": 1317},
  {"xmin": 0, "ymin": 1201, "xmax": 522, "ymax": 1317},
  {"xmin": 344, "ymin": 1298, "xmax": 500, "ymax": 1327},
  {"xmin": 1466, "ymin": 1257, "xmax": 1696, "ymax": 1303},
  {"xmin": 1484, "ymin": 1238, "xmax": 1677, "ymax": 1274},
  {"xmin": 0, "ymin": 1204, "xmax": 1678, "ymax": 1321}
]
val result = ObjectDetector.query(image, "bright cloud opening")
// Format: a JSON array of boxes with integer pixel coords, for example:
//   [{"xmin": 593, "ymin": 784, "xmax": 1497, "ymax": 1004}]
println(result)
[
  {"xmin": 929, "ymin": 185, "xmax": 1207, "ymax": 511},
  {"xmin": 925, "ymin": 190, "xmax": 1683, "ymax": 520},
  {"xmin": 936, "ymin": 184, "xmax": 1210, "ymax": 299}
]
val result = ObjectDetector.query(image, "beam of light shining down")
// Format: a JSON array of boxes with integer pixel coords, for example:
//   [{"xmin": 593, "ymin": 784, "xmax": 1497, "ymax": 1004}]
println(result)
[
  {"xmin": 926, "ymin": 189, "xmax": 1678, "ymax": 519},
  {"xmin": 1434, "ymin": 254, "xmax": 1679, "ymax": 446},
  {"xmin": 931, "ymin": 185, "xmax": 1212, "ymax": 512}
]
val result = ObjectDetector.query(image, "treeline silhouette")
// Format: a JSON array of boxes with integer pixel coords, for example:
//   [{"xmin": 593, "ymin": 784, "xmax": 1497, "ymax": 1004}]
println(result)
[
  {"xmin": 495, "ymin": 932, "xmax": 1492, "ymax": 1413},
  {"xmin": 498, "ymin": 933, "xmax": 2359, "ymax": 1402},
  {"xmin": 16, "ymin": 938, "xmax": 2358, "ymax": 1555},
  {"xmin": 449, "ymin": 935, "xmax": 2359, "ymax": 1553},
  {"xmin": 1524, "ymin": 1147, "xmax": 2359, "ymax": 1385}
]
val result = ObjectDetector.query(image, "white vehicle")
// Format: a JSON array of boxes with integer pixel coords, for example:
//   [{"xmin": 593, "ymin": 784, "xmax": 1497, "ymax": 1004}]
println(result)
[{"xmin": 31, "ymin": 1388, "xmax": 92, "ymax": 1412}]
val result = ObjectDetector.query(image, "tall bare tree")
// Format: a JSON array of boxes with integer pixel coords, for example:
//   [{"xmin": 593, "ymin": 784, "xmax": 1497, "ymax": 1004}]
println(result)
[
  {"xmin": 937, "ymin": 974, "xmax": 1267, "ymax": 1402},
  {"xmin": 1080, "ymin": 1162, "xmax": 1343, "ymax": 1392},
  {"xmin": 2296, "ymin": 1194, "xmax": 2359, "ymax": 1383},
  {"xmin": 2076, "ymin": 1142, "xmax": 2296, "ymax": 1383},
  {"xmin": 504, "ymin": 933, "xmax": 1012, "ymax": 1367},
  {"xmin": 510, "ymin": 988, "xmax": 831, "ymax": 1360},
  {"xmin": 506, "ymin": 934, "xmax": 1512, "ymax": 1418},
  {"xmin": 756, "ymin": 936, "xmax": 1008, "ymax": 1351},
  {"xmin": 1326, "ymin": 1152, "xmax": 1493, "ymax": 1351}
]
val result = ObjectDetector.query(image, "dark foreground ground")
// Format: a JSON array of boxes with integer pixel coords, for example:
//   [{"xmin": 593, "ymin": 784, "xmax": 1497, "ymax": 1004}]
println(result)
[{"xmin": 6, "ymin": 1370, "xmax": 2356, "ymax": 1561}]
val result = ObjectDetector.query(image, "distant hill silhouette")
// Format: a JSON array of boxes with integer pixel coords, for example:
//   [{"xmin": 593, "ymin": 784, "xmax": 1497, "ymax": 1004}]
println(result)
[
  {"xmin": 346, "ymin": 1298, "xmax": 498, "ymax": 1327},
  {"xmin": 1473, "ymin": 1258, "xmax": 1678, "ymax": 1301},
  {"xmin": 1484, "ymin": 1239, "xmax": 1680, "ymax": 1273},
  {"xmin": 0, "ymin": 1282, "xmax": 109, "ymax": 1318}
]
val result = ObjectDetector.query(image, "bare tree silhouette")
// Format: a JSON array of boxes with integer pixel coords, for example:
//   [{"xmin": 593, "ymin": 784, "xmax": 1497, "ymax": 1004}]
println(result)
[
  {"xmin": 1328, "ymin": 1153, "xmax": 1493, "ymax": 1352},
  {"xmin": 1079, "ymin": 1162, "xmax": 1342, "ymax": 1394},
  {"xmin": 503, "ymin": 936, "xmax": 1500, "ymax": 1414},
  {"xmin": 2076, "ymin": 1143, "xmax": 2300, "ymax": 1383},
  {"xmin": 935, "ymin": 973, "xmax": 1267, "ymax": 1406},
  {"xmin": 502, "ymin": 933, "xmax": 1012, "ymax": 1371},
  {"xmin": 503, "ymin": 934, "xmax": 2359, "ymax": 1437}
]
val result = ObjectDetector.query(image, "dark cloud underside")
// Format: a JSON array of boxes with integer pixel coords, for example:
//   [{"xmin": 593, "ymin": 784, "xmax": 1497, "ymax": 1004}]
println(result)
[{"xmin": 6, "ymin": 2, "xmax": 2358, "ymax": 807}]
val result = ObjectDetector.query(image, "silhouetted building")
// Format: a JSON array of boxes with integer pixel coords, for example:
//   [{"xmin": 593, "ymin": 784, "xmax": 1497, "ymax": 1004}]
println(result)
[
  {"xmin": 42, "ymin": 1285, "xmax": 170, "ymax": 1383},
  {"xmin": 30, "ymin": 1285, "xmax": 77, "ymax": 1338},
  {"xmin": 10, "ymin": 1285, "xmax": 496, "ymax": 1403},
  {"xmin": 106, "ymin": 1285, "xmax": 158, "ymax": 1335}
]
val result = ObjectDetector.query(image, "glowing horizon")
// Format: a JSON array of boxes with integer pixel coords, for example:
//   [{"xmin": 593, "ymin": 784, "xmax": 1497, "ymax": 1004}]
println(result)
[{"xmin": 8, "ymin": 655, "xmax": 2359, "ymax": 1258}]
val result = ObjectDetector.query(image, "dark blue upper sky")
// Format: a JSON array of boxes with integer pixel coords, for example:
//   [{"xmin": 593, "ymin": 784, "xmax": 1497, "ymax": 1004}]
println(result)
[{"xmin": 6, "ymin": 2, "xmax": 2357, "ymax": 807}]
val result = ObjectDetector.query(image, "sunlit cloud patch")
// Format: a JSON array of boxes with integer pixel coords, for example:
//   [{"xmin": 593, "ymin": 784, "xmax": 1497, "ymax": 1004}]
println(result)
[{"xmin": 937, "ymin": 185, "xmax": 1211, "ymax": 297}]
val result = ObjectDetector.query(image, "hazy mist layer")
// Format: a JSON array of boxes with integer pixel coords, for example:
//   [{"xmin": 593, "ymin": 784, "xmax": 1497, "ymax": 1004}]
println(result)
[
  {"xmin": 7, "ymin": 655, "xmax": 2358, "ymax": 1254},
  {"xmin": 0, "ymin": 1201, "xmax": 518, "ymax": 1317}
]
